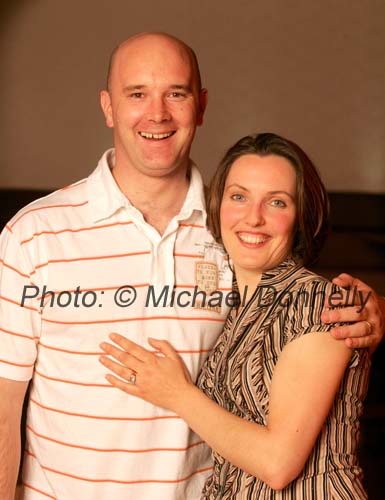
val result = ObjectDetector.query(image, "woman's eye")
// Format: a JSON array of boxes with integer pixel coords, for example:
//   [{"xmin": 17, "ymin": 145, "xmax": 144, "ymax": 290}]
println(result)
[
  {"xmin": 230, "ymin": 194, "xmax": 245, "ymax": 201},
  {"xmin": 270, "ymin": 199, "xmax": 286, "ymax": 207}
]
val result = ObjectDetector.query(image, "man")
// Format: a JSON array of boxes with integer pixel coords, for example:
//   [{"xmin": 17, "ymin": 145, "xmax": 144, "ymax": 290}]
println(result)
[{"xmin": 0, "ymin": 32, "xmax": 384, "ymax": 500}]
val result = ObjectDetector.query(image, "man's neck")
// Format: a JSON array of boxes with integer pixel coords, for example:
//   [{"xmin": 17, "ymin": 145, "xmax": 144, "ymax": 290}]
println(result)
[{"xmin": 112, "ymin": 163, "xmax": 190, "ymax": 235}]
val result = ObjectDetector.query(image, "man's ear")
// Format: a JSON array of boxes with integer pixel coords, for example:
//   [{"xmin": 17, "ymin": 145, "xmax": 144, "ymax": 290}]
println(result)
[
  {"xmin": 197, "ymin": 88, "xmax": 208, "ymax": 126},
  {"xmin": 100, "ymin": 90, "xmax": 114, "ymax": 128}
]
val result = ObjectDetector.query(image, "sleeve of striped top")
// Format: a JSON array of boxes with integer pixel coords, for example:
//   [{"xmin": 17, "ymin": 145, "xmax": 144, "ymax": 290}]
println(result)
[{"xmin": 284, "ymin": 277, "xmax": 363, "ymax": 368}]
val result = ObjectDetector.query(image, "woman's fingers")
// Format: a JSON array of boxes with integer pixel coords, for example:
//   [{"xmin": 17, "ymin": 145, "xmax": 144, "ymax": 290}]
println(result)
[
  {"xmin": 108, "ymin": 333, "xmax": 155, "ymax": 362},
  {"xmin": 105, "ymin": 373, "xmax": 140, "ymax": 396},
  {"xmin": 100, "ymin": 341, "xmax": 143, "ymax": 373},
  {"xmin": 99, "ymin": 354, "xmax": 136, "ymax": 381},
  {"xmin": 148, "ymin": 337, "xmax": 179, "ymax": 359}
]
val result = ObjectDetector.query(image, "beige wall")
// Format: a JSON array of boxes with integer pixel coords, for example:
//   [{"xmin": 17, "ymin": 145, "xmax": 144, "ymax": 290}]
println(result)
[{"xmin": 1, "ymin": 0, "xmax": 384, "ymax": 191}]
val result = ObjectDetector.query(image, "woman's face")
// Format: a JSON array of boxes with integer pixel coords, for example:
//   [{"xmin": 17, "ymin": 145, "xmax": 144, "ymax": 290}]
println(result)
[{"xmin": 220, "ymin": 154, "xmax": 297, "ymax": 282}]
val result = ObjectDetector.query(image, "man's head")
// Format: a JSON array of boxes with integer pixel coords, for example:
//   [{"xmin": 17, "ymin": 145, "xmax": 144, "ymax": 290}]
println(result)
[{"xmin": 100, "ymin": 32, "xmax": 207, "ymax": 180}]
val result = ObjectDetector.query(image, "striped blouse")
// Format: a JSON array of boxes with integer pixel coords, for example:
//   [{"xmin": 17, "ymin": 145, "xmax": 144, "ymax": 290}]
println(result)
[{"xmin": 197, "ymin": 258, "xmax": 370, "ymax": 499}]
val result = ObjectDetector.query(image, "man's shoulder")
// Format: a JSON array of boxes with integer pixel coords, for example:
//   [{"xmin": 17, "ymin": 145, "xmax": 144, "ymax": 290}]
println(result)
[{"xmin": 4, "ymin": 177, "xmax": 89, "ymax": 234}]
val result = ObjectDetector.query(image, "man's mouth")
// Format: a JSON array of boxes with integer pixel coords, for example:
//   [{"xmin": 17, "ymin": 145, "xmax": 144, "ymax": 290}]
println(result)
[{"xmin": 138, "ymin": 131, "xmax": 176, "ymax": 140}]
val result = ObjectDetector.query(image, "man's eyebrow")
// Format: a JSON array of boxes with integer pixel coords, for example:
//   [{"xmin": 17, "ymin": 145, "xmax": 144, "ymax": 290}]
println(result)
[
  {"xmin": 123, "ymin": 85, "xmax": 146, "ymax": 93},
  {"xmin": 169, "ymin": 84, "xmax": 193, "ymax": 92}
]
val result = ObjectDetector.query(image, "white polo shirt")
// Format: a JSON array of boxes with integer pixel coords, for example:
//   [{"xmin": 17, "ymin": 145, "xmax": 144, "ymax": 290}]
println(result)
[{"xmin": 0, "ymin": 150, "xmax": 233, "ymax": 499}]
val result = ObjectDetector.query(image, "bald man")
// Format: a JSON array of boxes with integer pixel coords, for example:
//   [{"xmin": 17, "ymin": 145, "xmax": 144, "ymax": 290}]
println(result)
[{"xmin": 0, "ymin": 33, "xmax": 384, "ymax": 500}]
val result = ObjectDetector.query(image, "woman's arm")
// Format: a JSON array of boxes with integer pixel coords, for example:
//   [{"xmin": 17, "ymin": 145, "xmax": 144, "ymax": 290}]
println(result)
[{"xmin": 100, "ymin": 332, "xmax": 352, "ymax": 490}]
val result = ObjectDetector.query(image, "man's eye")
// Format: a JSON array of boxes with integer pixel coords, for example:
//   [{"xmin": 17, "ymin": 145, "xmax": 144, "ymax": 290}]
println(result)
[
  {"xmin": 169, "ymin": 92, "xmax": 185, "ymax": 99},
  {"xmin": 130, "ymin": 92, "xmax": 144, "ymax": 99}
]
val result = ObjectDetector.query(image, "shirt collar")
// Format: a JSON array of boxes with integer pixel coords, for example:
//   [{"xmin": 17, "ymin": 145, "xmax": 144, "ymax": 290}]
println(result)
[
  {"xmin": 86, "ymin": 149, "xmax": 207, "ymax": 224},
  {"xmin": 259, "ymin": 257, "xmax": 301, "ymax": 289},
  {"xmin": 176, "ymin": 160, "xmax": 207, "ymax": 225}
]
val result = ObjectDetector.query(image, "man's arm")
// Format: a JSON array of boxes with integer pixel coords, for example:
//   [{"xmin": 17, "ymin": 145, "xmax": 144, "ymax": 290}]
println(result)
[
  {"xmin": 0, "ymin": 377, "xmax": 28, "ymax": 500},
  {"xmin": 322, "ymin": 274, "xmax": 385, "ymax": 351}
]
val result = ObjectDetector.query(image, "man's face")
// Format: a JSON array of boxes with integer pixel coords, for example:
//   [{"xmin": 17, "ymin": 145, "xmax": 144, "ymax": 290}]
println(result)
[{"xmin": 101, "ymin": 36, "xmax": 207, "ymax": 179}]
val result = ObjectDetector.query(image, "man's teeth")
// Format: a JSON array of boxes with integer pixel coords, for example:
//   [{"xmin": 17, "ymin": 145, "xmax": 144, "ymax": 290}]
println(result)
[
  {"xmin": 139, "ymin": 132, "xmax": 174, "ymax": 139},
  {"xmin": 239, "ymin": 234, "xmax": 267, "ymax": 244}
]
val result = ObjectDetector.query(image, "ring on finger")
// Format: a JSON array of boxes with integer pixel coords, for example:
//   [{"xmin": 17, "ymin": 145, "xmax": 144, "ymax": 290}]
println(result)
[
  {"xmin": 129, "ymin": 373, "xmax": 137, "ymax": 385},
  {"xmin": 363, "ymin": 320, "xmax": 372, "ymax": 335}
]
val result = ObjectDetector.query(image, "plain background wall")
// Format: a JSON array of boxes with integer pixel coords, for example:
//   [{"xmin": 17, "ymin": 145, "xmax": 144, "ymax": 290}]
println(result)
[{"xmin": 1, "ymin": 0, "xmax": 384, "ymax": 191}]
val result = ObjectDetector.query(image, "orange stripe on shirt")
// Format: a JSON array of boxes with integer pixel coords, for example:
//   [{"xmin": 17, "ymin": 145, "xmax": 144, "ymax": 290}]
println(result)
[
  {"xmin": 30, "ymin": 397, "xmax": 181, "ymax": 421},
  {"xmin": 25, "ymin": 450, "xmax": 213, "ymax": 484},
  {"xmin": 38, "ymin": 342, "xmax": 211, "ymax": 356},
  {"xmin": 10, "ymin": 201, "xmax": 89, "ymax": 228},
  {"xmin": 34, "ymin": 369, "xmax": 112, "ymax": 387},
  {"xmin": 39, "ymin": 343, "xmax": 101, "ymax": 355},
  {"xmin": 0, "ymin": 294, "xmax": 40, "ymax": 313},
  {"xmin": 0, "ymin": 326, "xmax": 36, "ymax": 341},
  {"xmin": 39, "ymin": 283, "xmax": 230, "ymax": 298},
  {"xmin": 22, "ymin": 482, "xmax": 57, "ymax": 499},
  {"xmin": 26, "ymin": 424, "xmax": 204, "ymax": 453},
  {"xmin": 37, "ymin": 283, "xmax": 150, "ymax": 299},
  {"xmin": 0, "ymin": 357, "xmax": 34, "ymax": 368},
  {"xmin": 42, "ymin": 315, "xmax": 225, "ymax": 325},
  {"xmin": 32, "ymin": 251, "xmax": 151, "ymax": 273},
  {"xmin": 173, "ymin": 253, "xmax": 202, "ymax": 258},
  {"xmin": 178, "ymin": 223, "xmax": 204, "ymax": 229},
  {"xmin": 21, "ymin": 221, "xmax": 134, "ymax": 245},
  {"xmin": 5, "ymin": 224, "xmax": 13, "ymax": 233},
  {"xmin": 0, "ymin": 260, "xmax": 30, "ymax": 278}
]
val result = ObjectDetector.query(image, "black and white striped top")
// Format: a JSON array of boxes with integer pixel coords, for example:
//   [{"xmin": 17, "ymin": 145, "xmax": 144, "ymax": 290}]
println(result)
[{"xmin": 198, "ymin": 258, "xmax": 370, "ymax": 499}]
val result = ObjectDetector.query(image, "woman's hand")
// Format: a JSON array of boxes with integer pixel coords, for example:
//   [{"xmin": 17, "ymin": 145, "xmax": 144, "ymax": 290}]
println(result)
[{"xmin": 99, "ymin": 334, "xmax": 194, "ymax": 412}]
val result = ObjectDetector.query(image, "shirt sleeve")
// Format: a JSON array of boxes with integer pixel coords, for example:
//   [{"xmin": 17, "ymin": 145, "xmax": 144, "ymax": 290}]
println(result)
[
  {"xmin": 0, "ymin": 221, "xmax": 40, "ymax": 381},
  {"xmin": 284, "ymin": 278, "xmax": 362, "ymax": 368}
]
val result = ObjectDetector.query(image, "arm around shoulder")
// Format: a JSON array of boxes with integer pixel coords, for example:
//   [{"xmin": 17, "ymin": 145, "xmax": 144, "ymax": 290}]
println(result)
[{"xmin": 0, "ymin": 377, "xmax": 29, "ymax": 500}]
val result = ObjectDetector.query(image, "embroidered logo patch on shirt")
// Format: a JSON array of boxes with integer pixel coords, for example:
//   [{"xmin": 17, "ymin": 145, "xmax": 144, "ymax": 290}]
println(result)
[{"xmin": 195, "ymin": 261, "xmax": 218, "ymax": 294}]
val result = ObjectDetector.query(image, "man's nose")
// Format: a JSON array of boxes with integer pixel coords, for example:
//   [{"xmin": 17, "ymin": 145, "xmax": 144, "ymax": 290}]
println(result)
[{"xmin": 148, "ymin": 97, "xmax": 171, "ymax": 123}]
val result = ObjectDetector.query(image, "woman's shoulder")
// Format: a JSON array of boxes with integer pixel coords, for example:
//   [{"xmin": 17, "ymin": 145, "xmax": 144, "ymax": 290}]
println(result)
[
  {"xmin": 288, "ymin": 266, "xmax": 344, "ymax": 307},
  {"xmin": 281, "ymin": 266, "xmax": 347, "ymax": 338}
]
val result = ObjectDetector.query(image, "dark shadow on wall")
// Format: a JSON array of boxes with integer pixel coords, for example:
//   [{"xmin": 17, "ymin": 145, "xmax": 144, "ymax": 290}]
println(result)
[{"xmin": 0, "ymin": 1, "xmax": 30, "ymax": 30}]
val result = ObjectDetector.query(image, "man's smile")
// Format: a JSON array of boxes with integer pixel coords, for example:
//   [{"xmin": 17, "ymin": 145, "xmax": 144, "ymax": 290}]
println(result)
[{"xmin": 138, "ymin": 131, "xmax": 176, "ymax": 140}]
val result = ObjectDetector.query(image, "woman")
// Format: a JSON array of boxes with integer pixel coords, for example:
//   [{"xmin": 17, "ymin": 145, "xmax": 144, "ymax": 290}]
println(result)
[{"xmin": 99, "ymin": 133, "xmax": 369, "ymax": 498}]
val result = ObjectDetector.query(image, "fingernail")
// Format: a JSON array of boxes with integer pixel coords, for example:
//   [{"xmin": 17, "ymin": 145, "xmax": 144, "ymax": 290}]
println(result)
[
  {"xmin": 100, "ymin": 342, "xmax": 107, "ymax": 350},
  {"xmin": 109, "ymin": 333, "xmax": 117, "ymax": 341},
  {"xmin": 322, "ymin": 311, "xmax": 330, "ymax": 321}
]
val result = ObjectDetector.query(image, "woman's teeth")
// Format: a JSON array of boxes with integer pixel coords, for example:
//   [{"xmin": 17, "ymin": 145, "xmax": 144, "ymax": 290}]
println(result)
[{"xmin": 239, "ymin": 234, "xmax": 267, "ymax": 244}]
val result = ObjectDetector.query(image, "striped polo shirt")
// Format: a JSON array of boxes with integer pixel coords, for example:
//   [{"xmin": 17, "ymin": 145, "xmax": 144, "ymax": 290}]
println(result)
[{"xmin": 0, "ymin": 149, "xmax": 233, "ymax": 499}]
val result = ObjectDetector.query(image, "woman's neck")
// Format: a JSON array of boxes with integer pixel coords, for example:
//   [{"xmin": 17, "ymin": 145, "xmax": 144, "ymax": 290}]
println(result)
[{"xmin": 234, "ymin": 268, "xmax": 262, "ymax": 308}]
